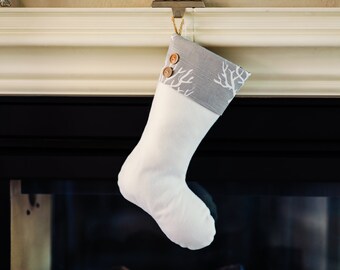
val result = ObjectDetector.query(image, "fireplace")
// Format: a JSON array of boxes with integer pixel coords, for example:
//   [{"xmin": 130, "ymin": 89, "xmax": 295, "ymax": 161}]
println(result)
[
  {"xmin": 1, "ymin": 6, "xmax": 340, "ymax": 270},
  {"xmin": 2, "ymin": 96, "xmax": 340, "ymax": 270}
]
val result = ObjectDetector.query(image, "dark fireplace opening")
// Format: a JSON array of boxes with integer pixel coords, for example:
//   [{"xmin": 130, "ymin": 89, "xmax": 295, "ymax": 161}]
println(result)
[
  {"xmin": 21, "ymin": 180, "xmax": 340, "ymax": 270},
  {"xmin": 3, "ymin": 97, "xmax": 340, "ymax": 270}
]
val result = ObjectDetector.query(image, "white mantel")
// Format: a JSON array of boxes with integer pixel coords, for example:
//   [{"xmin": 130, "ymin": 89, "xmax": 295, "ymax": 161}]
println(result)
[{"xmin": 0, "ymin": 8, "xmax": 340, "ymax": 96}]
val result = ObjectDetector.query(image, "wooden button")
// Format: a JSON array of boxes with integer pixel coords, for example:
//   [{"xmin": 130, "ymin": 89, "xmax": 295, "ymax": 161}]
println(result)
[
  {"xmin": 162, "ymin": 67, "xmax": 173, "ymax": 78},
  {"xmin": 169, "ymin": 53, "xmax": 180, "ymax": 64}
]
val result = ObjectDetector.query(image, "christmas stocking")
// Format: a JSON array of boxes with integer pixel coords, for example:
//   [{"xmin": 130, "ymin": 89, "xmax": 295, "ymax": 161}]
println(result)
[{"xmin": 118, "ymin": 34, "xmax": 251, "ymax": 250}]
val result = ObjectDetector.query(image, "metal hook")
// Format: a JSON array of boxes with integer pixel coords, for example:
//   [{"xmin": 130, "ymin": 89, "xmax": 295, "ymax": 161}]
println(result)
[{"xmin": 152, "ymin": 0, "xmax": 205, "ymax": 18}]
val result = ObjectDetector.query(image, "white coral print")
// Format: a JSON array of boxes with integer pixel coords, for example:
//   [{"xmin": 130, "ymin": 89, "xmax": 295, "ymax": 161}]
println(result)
[
  {"xmin": 214, "ymin": 61, "xmax": 250, "ymax": 97},
  {"xmin": 161, "ymin": 63, "xmax": 195, "ymax": 96}
]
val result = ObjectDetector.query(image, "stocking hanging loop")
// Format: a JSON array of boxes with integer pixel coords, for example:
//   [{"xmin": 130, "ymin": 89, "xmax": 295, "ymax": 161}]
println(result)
[{"xmin": 171, "ymin": 16, "xmax": 184, "ymax": 36}]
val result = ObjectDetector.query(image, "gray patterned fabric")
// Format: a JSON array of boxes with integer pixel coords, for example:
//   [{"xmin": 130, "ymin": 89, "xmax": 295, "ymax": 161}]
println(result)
[{"xmin": 160, "ymin": 34, "xmax": 251, "ymax": 115}]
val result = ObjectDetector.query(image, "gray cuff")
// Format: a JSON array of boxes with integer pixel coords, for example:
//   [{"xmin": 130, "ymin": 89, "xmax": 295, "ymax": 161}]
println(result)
[{"xmin": 159, "ymin": 34, "xmax": 251, "ymax": 115}]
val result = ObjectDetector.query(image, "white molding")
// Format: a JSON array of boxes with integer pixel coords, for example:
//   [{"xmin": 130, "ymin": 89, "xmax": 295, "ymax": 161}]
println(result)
[
  {"xmin": 193, "ymin": 8, "xmax": 340, "ymax": 47},
  {"xmin": 0, "ymin": 8, "xmax": 179, "ymax": 47},
  {"xmin": 0, "ymin": 8, "xmax": 340, "ymax": 97},
  {"xmin": 1, "ymin": 8, "xmax": 340, "ymax": 47}
]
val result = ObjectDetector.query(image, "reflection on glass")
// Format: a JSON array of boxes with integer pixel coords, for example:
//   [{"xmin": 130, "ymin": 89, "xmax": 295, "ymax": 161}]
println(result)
[{"xmin": 50, "ymin": 182, "xmax": 340, "ymax": 270}]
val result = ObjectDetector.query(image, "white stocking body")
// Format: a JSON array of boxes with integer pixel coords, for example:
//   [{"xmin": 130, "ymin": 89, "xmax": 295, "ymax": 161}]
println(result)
[{"xmin": 118, "ymin": 82, "xmax": 219, "ymax": 250}]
